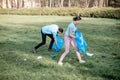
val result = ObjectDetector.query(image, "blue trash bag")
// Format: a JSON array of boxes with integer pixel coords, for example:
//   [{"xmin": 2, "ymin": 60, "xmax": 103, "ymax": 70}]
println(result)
[
  {"xmin": 75, "ymin": 30, "xmax": 88, "ymax": 54},
  {"xmin": 52, "ymin": 35, "xmax": 64, "ymax": 52}
]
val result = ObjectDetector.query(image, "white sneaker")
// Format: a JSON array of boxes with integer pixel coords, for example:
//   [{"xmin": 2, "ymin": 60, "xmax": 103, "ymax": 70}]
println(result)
[
  {"xmin": 86, "ymin": 52, "xmax": 94, "ymax": 57},
  {"xmin": 79, "ymin": 60, "xmax": 85, "ymax": 63},
  {"xmin": 58, "ymin": 62, "xmax": 63, "ymax": 66}
]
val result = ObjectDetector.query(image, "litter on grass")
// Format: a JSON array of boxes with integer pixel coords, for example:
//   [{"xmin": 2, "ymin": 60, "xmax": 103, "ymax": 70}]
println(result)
[
  {"xmin": 24, "ymin": 58, "xmax": 27, "ymax": 61},
  {"xmin": 50, "ymin": 54, "xmax": 56, "ymax": 59},
  {"xmin": 37, "ymin": 56, "xmax": 43, "ymax": 59}
]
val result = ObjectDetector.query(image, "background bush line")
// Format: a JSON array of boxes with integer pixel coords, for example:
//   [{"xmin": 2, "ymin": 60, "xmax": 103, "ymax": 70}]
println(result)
[{"xmin": 0, "ymin": 7, "xmax": 120, "ymax": 19}]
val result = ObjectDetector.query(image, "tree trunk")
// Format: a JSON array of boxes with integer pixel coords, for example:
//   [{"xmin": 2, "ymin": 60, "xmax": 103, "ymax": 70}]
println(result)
[
  {"xmin": 31, "ymin": 0, "xmax": 35, "ymax": 8},
  {"xmin": 11, "ymin": 0, "xmax": 13, "ymax": 8},
  {"xmin": 19, "ymin": 0, "xmax": 21, "ymax": 8},
  {"xmin": 50, "ymin": 0, "xmax": 52, "ymax": 7},
  {"xmin": 68, "ymin": 0, "xmax": 71, "ymax": 7},
  {"xmin": 57, "ymin": 0, "xmax": 60, "ymax": 7},
  {"xmin": 85, "ymin": 0, "xmax": 89, "ymax": 8},
  {"xmin": 6, "ymin": 0, "xmax": 8, "ymax": 8},
  {"xmin": 39, "ymin": 0, "xmax": 41, "ymax": 7},
  {"xmin": 45, "ymin": 0, "xmax": 48, "ymax": 7},
  {"xmin": 61, "ymin": 0, "xmax": 64, "ymax": 7},
  {"xmin": 3, "ymin": 0, "xmax": 6, "ymax": 8},
  {"xmin": 0, "ymin": 0, "xmax": 2, "ymax": 8},
  {"xmin": 88, "ymin": 0, "xmax": 95, "ymax": 7},
  {"xmin": 8, "ymin": 0, "xmax": 12, "ymax": 8},
  {"xmin": 22, "ymin": 0, "xmax": 24, "ymax": 8},
  {"xmin": 54, "ymin": 0, "xmax": 58, "ymax": 7},
  {"xmin": 16, "ymin": 0, "xmax": 19, "ymax": 8}
]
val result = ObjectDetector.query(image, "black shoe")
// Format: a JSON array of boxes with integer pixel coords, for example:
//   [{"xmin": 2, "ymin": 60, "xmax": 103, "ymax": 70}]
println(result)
[{"xmin": 32, "ymin": 48, "xmax": 36, "ymax": 53}]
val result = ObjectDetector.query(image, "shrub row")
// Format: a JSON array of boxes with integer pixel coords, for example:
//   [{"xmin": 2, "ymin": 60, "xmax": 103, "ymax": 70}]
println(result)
[{"xmin": 0, "ymin": 7, "xmax": 120, "ymax": 19}]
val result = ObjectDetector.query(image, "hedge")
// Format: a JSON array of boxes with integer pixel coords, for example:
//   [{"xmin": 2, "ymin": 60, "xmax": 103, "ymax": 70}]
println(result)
[{"xmin": 0, "ymin": 7, "xmax": 120, "ymax": 19}]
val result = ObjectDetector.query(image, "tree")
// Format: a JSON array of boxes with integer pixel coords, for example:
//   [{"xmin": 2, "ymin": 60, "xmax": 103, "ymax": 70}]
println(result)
[
  {"xmin": 0, "ymin": 0, "xmax": 2, "ymax": 8},
  {"xmin": 0, "ymin": 0, "xmax": 119, "ymax": 8},
  {"xmin": 45, "ymin": 0, "xmax": 48, "ymax": 7},
  {"xmin": 68, "ymin": 0, "xmax": 71, "ymax": 7},
  {"xmin": 22, "ymin": 0, "xmax": 24, "ymax": 8},
  {"xmin": 61, "ymin": 0, "xmax": 64, "ymax": 7},
  {"xmin": 50, "ymin": 0, "xmax": 52, "ymax": 7}
]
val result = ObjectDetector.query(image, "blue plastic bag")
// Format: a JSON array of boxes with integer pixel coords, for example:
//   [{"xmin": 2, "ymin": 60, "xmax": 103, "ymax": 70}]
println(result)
[
  {"xmin": 52, "ymin": 35, "xmax": 64, "ymax": 52},
  {"xmin": 75, "ymin": 30, "xmax": 88, "ymax": 53}
]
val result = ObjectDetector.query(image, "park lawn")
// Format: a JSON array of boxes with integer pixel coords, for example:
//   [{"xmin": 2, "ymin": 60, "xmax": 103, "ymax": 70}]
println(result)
[{"xmin": 0, "ymin": 15, "xmax": 120, "ymax": 80}]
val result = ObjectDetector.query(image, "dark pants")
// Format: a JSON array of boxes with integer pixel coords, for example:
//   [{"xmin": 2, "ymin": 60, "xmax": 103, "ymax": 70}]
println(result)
[{"xmin": 34, "ymin": 30, "xmax": 54, "ymax": 50}]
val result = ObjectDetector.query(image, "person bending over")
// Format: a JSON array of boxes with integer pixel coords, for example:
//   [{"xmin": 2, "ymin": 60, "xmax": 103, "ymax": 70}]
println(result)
[{"xmin": 32, "ymin": 24, "xmax": 63, "ymax": 53}]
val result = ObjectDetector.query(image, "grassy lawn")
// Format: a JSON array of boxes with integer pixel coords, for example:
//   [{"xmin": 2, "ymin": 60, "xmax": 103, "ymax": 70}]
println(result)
[{"xmin": 0, "ymin": 15, "xmax": 120, "ymax": 80}]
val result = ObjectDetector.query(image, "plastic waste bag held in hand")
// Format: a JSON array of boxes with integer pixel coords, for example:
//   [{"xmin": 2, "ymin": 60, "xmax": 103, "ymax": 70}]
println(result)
[
  {"xmin": 52, "ymin": 35, "xmax": 64, "ymax": 52},
  {"xmin": 75, "ymin": 30, "xmax": 88, "ymax": 53}
]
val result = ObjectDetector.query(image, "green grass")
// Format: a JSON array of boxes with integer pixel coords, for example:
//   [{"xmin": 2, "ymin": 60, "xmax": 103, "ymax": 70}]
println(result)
[{"xmin": 0, "ymin": 15, "xmax": 120, "ymax": 80}]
